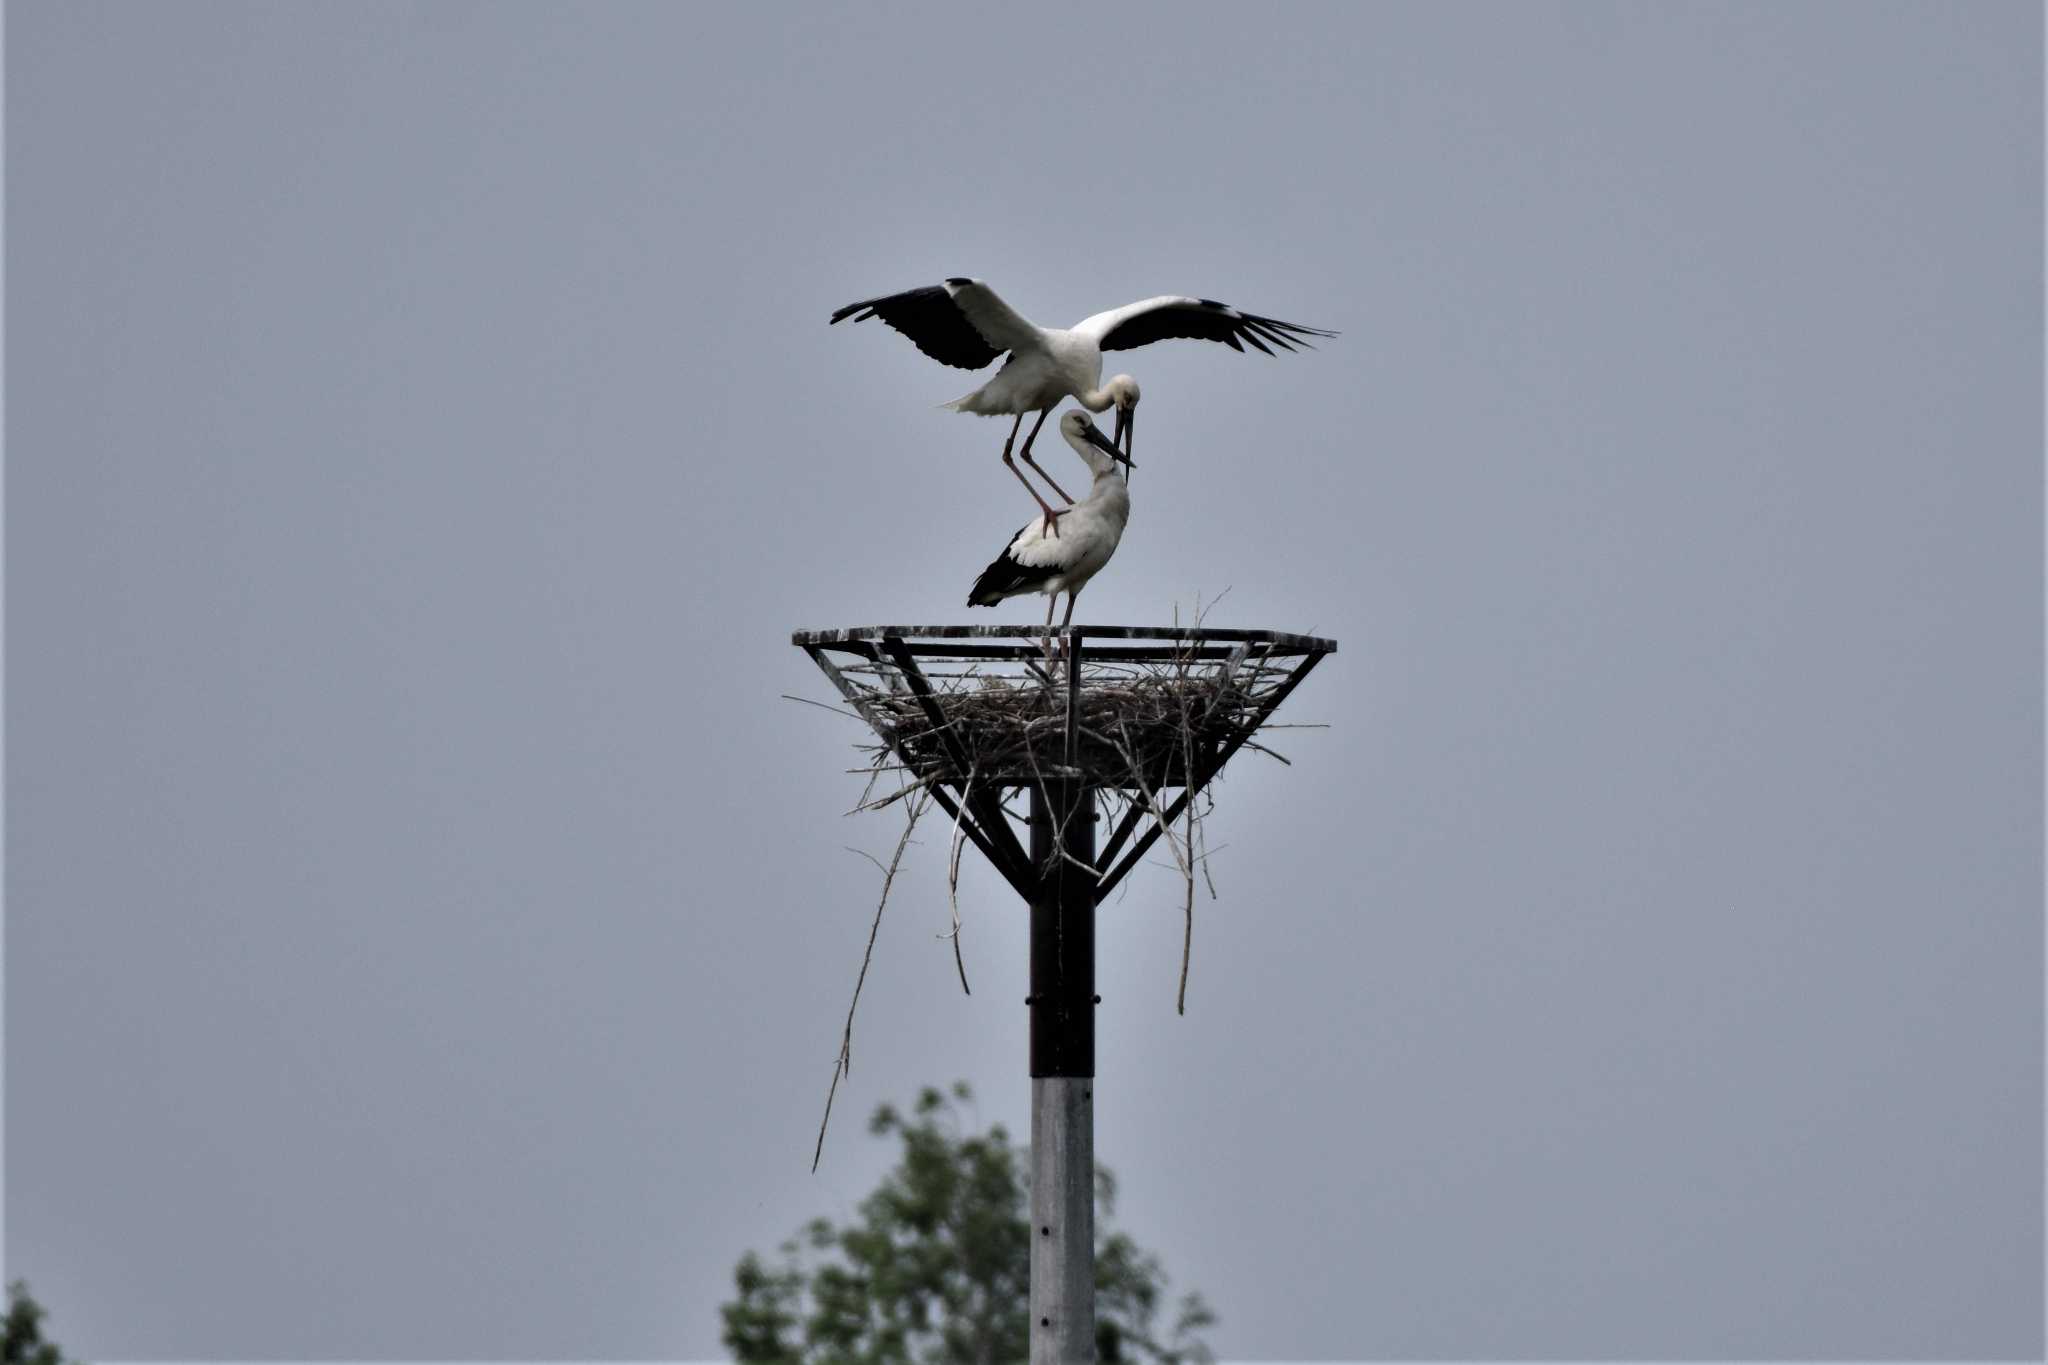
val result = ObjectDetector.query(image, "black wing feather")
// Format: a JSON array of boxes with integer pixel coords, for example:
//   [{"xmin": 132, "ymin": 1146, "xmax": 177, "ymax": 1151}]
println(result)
[
  {"xmin": 967, "ymin": 528, "xmax": 1057, "ymax": 606},
  {"xmin": 828, "ymin": 284, "xmax": 1003, "ymax": 371},
  {"xmin": 1096, "ymin": 299, "xmax": 1337, "ymax": 355}
]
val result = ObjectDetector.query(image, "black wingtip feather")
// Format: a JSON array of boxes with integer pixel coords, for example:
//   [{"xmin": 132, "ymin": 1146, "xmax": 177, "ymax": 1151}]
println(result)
[
  {"xmin": 1256, "ymin": 314, "xmax": 1340, "ymax": 340},
  {"xmin": 829, "ymin": 297, "xmax": 885, "ymax": 325},
  {"xmin": 1244, "ymin": 320, "xmax": 1299, "ymax": 352}
]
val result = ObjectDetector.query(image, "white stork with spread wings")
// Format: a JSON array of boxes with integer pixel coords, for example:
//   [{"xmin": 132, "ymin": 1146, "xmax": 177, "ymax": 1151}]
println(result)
[{"xmin": 831, "ymin": 277, "xmax": 1332, "ymax": 525}]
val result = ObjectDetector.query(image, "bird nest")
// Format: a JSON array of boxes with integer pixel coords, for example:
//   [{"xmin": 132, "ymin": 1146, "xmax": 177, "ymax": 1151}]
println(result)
[
  {"xmin": 851, "ymin": 656, "xmax": 1277, "ymax": 794},
  {"xmin": 793, "ymin": 626, "xmax": 1331, "ymax": 796}
]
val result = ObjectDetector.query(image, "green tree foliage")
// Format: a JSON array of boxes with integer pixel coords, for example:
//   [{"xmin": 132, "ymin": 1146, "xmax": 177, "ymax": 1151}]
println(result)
[
  {"xmin": 722, "ymin": 1083, "xmax": 1215, "ymax": 1364},
  {"xmin": 3, "ymin": 1282, "xmax": 78, "ymax": 1365}
]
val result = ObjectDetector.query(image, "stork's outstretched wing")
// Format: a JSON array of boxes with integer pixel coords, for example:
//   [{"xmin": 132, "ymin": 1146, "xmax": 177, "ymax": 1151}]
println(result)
[
  {"xmin": 1074, "ymin": 296, "xmax": 1336, "ymax": 356},
  {"xmin": 830, "ymin": 278, "xmax": 1043, "ymax": 371}
]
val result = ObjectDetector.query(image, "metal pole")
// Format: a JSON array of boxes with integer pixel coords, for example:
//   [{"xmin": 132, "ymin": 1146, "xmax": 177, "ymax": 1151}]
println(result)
[{"xmin": 1028, "ymin": 776, "xmax": 1096, "ymax": 1364}]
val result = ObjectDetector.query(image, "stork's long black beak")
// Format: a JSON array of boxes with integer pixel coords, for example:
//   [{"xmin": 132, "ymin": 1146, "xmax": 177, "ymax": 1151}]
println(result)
[
  {"xmin": 1105, "ymin": 409, "xmax": 1138, "ymax": 478},
  {"xmin": 1086, "ymin": 420, "xmax": 1133, "ymax": 471}
]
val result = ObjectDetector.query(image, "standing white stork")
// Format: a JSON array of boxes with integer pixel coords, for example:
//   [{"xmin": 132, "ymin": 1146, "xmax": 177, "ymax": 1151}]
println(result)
[
  {"xmin": 831, "ymin": 277, "xmax": 1333, "ymax": 525},
  {"xmin": 967, "ymin": 412, "xmax": 1132, "ymax": 655}
]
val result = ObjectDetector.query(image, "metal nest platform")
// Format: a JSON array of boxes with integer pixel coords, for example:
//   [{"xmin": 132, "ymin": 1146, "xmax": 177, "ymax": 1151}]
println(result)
[{"xmin": 792, "ymin": 624, "xmax": 1336, "ymax": 904}]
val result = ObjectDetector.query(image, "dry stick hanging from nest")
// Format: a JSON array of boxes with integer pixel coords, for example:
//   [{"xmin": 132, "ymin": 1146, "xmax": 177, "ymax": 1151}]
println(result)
[
  {"xmin": 940, "ymin": 760, "xmax": 977, "ymax": 995},
  {"xmin": 812, "ymin": 785, "xmax": 931, "ymax": 1173},
  {"xmin": 1118, "ymin": 715, "xmax": 1199, "ymax": 1013}
]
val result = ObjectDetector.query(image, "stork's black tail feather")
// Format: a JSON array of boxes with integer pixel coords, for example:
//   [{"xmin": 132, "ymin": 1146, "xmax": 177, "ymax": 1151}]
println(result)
[{"xmin": 967, "ymin": 527, "xmax": 1055, "ymax": 606}]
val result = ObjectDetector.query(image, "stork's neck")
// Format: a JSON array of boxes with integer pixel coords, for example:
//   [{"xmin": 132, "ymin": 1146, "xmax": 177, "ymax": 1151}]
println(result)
[
  {"xmin": 1078, "ymin": 372, "xmax": 1137, "ymax": 414},
  {"xmin": 1080, "ymin": 464, "xmax": 1130, "ymax": 517}
]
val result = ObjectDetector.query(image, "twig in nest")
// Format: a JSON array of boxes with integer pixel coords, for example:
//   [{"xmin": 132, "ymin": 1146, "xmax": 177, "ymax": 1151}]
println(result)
[
  {"xmin": 813, "ymin": 787, "xmax": 931, "ymax": 1172},
  {"xmin": 1117, "ymin": 713, "xmax": 1202, "ymax": 1013},
  {"xmin": 1178, "ymin": 699, "xmax": 1200, "ymax": 1014},
  {"xmin": 849, "ymin": 775, "xmax": 933, "ymax": 815},
  {"xmin": 781, "ymin": 693, "xmax": 867, "ymax": 724},
  {"xmin": 1117, "ymin": 718, "xmax": 1193, "ymax": 885},
  {"xmin": 940, "ymin": 761, "xmax": 976, "ymax": 996},
  {"xmin": 1020, "ymin": 733, "xmax": 1105, "ymax": 882},
  {"xmin": 1179, "ymin": 783, "xmax": 1196, "ymax": 1015},
  {"xmin": 848, "ymin": 754, "xmax": 890, "ymax": 818},
  {"xmin": 1195, "ymin": 814, "xmax": 1222, "ymax": 901}
]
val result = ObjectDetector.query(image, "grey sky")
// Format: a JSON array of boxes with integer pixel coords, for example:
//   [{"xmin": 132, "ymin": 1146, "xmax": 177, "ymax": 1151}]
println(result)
[{"xmin": 6, "ymin": 1, "xmax": 2041, "ymax": 1359}]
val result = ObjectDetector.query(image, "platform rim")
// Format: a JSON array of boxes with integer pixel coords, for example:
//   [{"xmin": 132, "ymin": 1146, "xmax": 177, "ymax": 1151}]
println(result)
[{"xmin": 790, "ymin": 624, "xmax": 1337, "ymax": 653}]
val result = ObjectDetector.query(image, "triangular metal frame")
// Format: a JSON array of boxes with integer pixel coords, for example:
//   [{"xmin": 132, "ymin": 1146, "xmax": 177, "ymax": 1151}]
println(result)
[{"xmin": 795, "ymin": 624, "xmax": 1335, "ymax": 902}]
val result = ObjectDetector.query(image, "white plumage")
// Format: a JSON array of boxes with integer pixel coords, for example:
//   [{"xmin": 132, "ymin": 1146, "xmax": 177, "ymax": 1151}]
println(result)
[
  {"xmin": 967, "ymin": 412, "xmax": 1132, "ymax": 643},
  {"xmin": 832, "ymin": 277, "xmax": 1331, "ymax": 519}
]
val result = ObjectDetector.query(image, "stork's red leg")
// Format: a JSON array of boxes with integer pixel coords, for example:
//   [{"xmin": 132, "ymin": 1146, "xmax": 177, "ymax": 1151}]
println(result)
[
  {"xmin": 1017, "ymin": 407, "xmax": 1074, "ymax": 506},
  {"xmin": 1002, "ymin": 454, "xmax": 1065, "ymax": 532},
  {"xmin": 1001, "ymin": 408, "xmax": 1065, "ymax": 534}
]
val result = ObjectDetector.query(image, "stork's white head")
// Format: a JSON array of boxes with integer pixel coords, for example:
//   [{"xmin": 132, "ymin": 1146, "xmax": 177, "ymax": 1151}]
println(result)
[
  {"xmin": 1105, "ymin": 374, "xmax": 1141, "ymax": 470},
  {"xmin": 1059, "ymin": 409, "xmax": 1132, "ymax": 478}
]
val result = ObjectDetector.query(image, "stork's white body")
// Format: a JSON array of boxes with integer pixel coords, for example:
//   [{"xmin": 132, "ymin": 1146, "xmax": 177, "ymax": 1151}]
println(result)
[
  {"xmin": 975, "ymin": 469, "xmax": 1131, "ymax": 602},
  {"xmin": 942, "ymin": 319, "xmax": 1123, "ymax": 420},
  {"xmin": 967, "ymin": 413, "xmax": 1131, "ymax": 628}
]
